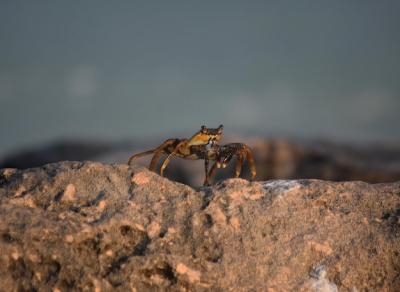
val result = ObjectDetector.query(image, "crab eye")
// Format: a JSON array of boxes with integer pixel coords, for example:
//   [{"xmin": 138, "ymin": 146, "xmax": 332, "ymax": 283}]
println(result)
[{"xmin": 201, "ymin": 125, "xmax": 207, "ymax": 133}]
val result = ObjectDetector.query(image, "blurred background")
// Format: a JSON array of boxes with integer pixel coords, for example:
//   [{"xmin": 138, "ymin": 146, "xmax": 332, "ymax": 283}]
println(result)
[{"xmin": 1, "ymin": 1, "xmax": 399, "ymax": 185}]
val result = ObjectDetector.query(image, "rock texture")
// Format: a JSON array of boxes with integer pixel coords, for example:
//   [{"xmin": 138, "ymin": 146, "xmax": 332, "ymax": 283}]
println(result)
[{"xmin": 0, "ymin": 162, "xmax": 399, "ymax": 291}]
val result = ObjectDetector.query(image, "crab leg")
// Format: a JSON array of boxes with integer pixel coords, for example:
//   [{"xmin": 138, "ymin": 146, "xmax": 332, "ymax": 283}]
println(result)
[
  {"xmin": 207, "ymin": 161, "xmax": 219, "ymax": 184},
  {"xmin": 148, "ymin": 139, "xmax": 179, "ymax": 171},
  {"xmin": 160, "ymin": 140, "xmax": 187, "ymax": 176},
  {"xmin": 127, "ymin": 149, "xmax": 157, "ymax": 165},
  {"xmin": 128, "ymin": 139, "xmax": 181, "ymax": 172},
  {"xmin": 245, "ymin": 147, "xmax": 257, "ymax": 180},
  {"xmin": 234, "ymin": 155, "xmax": 244, "ymax": 178},
  {"xmin": 203, "ymin": 156, "xmax": 210, "ymax": 186}
]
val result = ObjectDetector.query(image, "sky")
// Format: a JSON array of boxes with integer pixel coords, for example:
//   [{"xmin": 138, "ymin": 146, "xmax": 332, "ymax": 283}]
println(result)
[{"xmin": 0, "ymin": 1, "xmax": 399, "ymax": 156}]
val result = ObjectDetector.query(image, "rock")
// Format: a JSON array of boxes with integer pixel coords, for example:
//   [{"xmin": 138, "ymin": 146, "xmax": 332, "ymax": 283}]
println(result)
[{"xmin": 0, "ymin": 161, "xmax": 399, "ymax": 291}]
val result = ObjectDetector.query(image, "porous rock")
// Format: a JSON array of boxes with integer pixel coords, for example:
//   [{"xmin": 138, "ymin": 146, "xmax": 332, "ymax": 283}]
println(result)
[{"xmin": 0, "ymin": 162, "xmax": 399, "ymax": 291}]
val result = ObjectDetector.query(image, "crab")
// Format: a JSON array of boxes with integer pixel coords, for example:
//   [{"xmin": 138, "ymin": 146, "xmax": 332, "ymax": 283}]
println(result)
[
  {"xmin": 128, "ymin": 125, "xmax": 257, "ymax": 186},
  {"xmin": 127, "ymin": 125, "xmax": 224, "ymax": 182}
]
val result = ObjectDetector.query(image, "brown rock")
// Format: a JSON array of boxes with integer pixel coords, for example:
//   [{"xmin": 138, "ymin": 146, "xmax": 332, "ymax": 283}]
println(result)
[
  {"xmin": 62, "ymin": 184, "xmax": 76, "ymax": 202},
  {"xmin": 0, "ymin": 161, "xmax": 399, "ymax": 291},
  {"xmin": 1, "ymin": 168, "xmax": 17, "ymax": 178},
  {"xmin": 175, "ymin": 263, "xmax": 201, "ymax": 283}
]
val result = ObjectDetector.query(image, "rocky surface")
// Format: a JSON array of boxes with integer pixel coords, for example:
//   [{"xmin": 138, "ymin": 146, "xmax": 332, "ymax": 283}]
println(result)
[{"xmin": 0, "ymin": 162, "xmax": 399, "ymax": 291}]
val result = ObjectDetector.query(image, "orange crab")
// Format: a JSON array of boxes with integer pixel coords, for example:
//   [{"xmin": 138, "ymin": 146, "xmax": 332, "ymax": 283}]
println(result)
[
  {"xmin": 127, "ymin": 125, "xmax": 257, "ymax": 186},
  {"xmin": 128, "ymin": 125, "xmax": 223, "ymax": 183}
]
